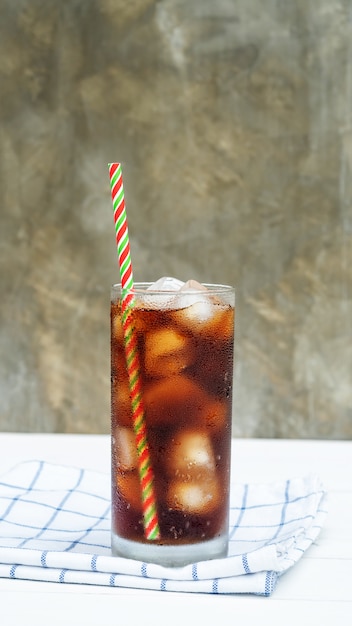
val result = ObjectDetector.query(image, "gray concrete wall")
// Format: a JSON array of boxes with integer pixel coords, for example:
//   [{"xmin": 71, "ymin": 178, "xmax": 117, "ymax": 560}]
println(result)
[{"xmin": 0, "ymin": 0, "xmax": 351, "ymax": 437}]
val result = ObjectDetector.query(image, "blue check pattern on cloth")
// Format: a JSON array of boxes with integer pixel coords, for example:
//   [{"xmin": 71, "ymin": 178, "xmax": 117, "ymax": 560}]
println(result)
[{"xmin": 0, "ymin": 461, "xmax": 327, "ymax": 595}]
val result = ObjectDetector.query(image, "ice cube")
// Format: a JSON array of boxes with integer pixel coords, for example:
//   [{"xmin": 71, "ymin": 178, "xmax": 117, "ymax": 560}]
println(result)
[
  {"xmin": 142, "ymin": 277, "xmax": 186, "ymax": 309},
  {"xmin": 178, "ymin": 299, "xmax": 214, "ymax": 321},
  {"xmin": 144, "ymin": 375, "xmax": 207, "ymax": 427},
  {"xmin": 175, "ymin": 280, "xmax": 212, "ymax": 312},
  {"xmin": 166, "ymin": 429, "xmax": 215, "ymax": 479},
  {"xmin": 113, "ymin": 426, "xmax": 138, "ymax": 471},
  {"xmin": 172, "ymin": 280, "xmax": 217, "ymax": 326},
  {"xmin": 144, "ymin": 327, "xmax": 195, "ymax": 378},
  {"xmin": 167, "ymin": 477, "xmax": 220, "ymax": 514},
  {"xmin": 148, "ymin": 276, "xmax": 185, "ymax": 291},
  {"xmin": 115, "ymin": 471, "xmax": 142, "ymax": 512},
  {"xmin": 175, "ymin": 300, "xmax": 234, "ymax": 341},
  {"xmin": 181, "ymin": 279, "xmax": 208, "ymax": 292}
]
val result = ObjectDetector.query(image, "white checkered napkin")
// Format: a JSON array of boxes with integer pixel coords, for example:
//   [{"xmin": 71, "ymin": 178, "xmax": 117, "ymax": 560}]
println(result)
[
  {"xmin": 0, "ymin": 461, "xmax": 111, "ymax": 553},
  {"xmin": 228, "ymin": 477, "xmax": 328, "ymax": 572},
  {"xmin": 0, "ymin": 461, "xmax": 327, "ymax": 596}
]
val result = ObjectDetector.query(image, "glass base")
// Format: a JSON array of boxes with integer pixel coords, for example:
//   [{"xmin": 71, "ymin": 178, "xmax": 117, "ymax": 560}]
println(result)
[{"xmin": 111, "ymin": 531, "xmax": 228, "ymax": 567}]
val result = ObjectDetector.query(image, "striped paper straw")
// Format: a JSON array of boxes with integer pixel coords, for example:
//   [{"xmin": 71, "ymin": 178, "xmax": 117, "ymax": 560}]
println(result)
[{"xmin": 109, "ymin": 162, "xmax": 160, "ymax": 541}]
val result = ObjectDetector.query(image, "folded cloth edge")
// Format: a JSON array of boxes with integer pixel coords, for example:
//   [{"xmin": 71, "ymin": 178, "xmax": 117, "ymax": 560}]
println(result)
[
  {"xmin": 0, "ymin": 543, "xmax": 279, "ymax": 581},
  {"xmin": 0, "ymin": 562, "xmax": 279, "ymax": 596}
]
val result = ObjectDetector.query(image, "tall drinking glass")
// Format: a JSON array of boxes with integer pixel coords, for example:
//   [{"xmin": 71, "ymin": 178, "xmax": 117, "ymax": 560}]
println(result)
[{"xmin": 110, "ymin": 282, "xmax": 235, "ymax": 566}]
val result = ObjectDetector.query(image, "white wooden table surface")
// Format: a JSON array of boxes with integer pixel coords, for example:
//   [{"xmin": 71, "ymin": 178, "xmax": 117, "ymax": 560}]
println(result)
[{"xmin": 0, "ymin": 433, "xmax": 351, "ymax": 625}]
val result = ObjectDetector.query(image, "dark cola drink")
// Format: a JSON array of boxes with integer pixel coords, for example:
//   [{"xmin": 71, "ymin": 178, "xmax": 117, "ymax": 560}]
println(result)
[{"xmin": 111, "ymin": 280, "xmax": 235, "ymax": 566}]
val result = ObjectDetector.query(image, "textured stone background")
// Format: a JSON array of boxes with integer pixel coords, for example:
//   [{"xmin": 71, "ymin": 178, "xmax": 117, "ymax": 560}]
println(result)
[{"xmin": 0, "ymin": 0, "xmax": 351, "ymax": 438}]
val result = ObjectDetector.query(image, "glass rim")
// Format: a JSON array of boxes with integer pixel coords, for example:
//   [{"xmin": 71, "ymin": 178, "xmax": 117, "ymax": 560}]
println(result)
[{"xmin": 111, "ymin": 282, "xmax": 235, "ymax": 295}]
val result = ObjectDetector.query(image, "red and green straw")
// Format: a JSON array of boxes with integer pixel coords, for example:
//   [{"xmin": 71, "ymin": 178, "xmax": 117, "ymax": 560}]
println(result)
[{"xmin": 109, "ymin": 162, "xmax": 160, "ymax": 541}]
